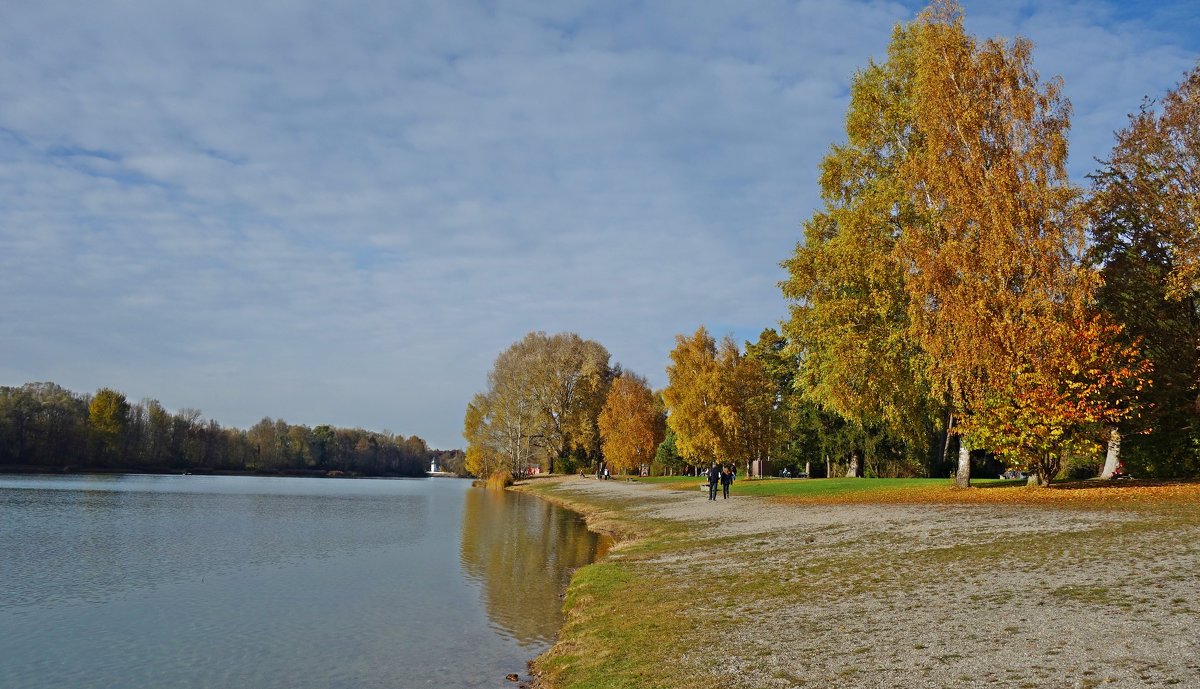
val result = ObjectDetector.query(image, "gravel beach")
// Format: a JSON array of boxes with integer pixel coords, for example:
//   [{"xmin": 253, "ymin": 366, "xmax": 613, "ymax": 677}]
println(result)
[{"xmin": 532, "ymin": 477, "xmax": 1200, "ymax": 689}]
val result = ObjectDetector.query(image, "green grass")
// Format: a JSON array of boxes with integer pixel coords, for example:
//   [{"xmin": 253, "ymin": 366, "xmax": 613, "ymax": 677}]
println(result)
[{"xmin": 634, "ymin": 475, "xmax": 1016, "ymax": 498}]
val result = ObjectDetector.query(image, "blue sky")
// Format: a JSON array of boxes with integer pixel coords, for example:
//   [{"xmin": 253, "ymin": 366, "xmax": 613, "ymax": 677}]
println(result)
[{"xmin": 2, "ymin": 0, "xmax": 1197, "ymax": 449}]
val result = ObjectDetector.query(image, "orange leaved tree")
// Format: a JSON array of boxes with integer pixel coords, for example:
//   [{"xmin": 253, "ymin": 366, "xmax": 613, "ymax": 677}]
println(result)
[
  {"xmin": 968, "ymin": 315, "xmax": 1151, "ymax": 485},
  {"xmin": 598, "ymin": 372, "xmax": 665, "ymax": 476}
]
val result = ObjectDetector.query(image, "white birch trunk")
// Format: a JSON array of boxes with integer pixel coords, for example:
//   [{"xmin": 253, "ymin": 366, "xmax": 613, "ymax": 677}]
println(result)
[
  {"xmin": 1100, "ymin": 427, "xmax": 1121, "ymax": 479},
  {"xmin": 955, "ymin": 439, "xmax": 971, "ymax": 489}
]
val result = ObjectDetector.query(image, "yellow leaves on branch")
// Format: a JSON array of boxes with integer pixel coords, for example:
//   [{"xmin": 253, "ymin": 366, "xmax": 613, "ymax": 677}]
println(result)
[
  {"xmin": 598, "ymin": 373, "xmax": 664, "ymax": 475},
  {"xmin": 662, "ymin": 327, "xmax": 723, "ymax": 463},
  {"xmin": 662, "ymin": 327, "xmax": 780, "ymax": 466}
]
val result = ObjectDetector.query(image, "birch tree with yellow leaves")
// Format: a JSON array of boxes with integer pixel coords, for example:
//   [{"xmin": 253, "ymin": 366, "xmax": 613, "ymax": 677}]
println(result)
[
  {"xmin": 895, "ymin": 1, "xmax": 1151, "ymax": 486},
  {"xmin": 781, "ymin": 18, "xmax": 941, "ymax": 476},
  {"xmin": 662, "ymin": 327, "xmax": 723, "ymax": 466},
  {"xmin": 784, "ymin": 0, "xmax": 1149, "ymax": 486}
]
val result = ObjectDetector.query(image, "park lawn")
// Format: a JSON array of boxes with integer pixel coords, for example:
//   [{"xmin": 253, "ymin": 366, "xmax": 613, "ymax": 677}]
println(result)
[
  {"xmin": 631, "ymin": 474, "xmax": 1200, "ymax": 507},
  {"xmin": 634, "ymin": 475, "xmax": 1016, "ymax": 499}
]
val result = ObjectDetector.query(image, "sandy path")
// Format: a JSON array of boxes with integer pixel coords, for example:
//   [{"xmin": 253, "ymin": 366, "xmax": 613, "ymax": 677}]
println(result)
[{"xmin": 545, "ymin": 477, "xmax": 1200, "ymax": 688}]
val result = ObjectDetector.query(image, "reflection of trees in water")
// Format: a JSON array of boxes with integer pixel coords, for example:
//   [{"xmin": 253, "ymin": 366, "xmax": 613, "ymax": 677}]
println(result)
[{"xmin": 459, "ymin": 488, "xmax": 602, "ymax": 647}]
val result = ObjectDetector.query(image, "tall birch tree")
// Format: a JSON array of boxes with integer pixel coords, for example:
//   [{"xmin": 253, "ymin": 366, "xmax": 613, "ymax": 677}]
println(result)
[
  {"xmin": 662, "ymin": 327, "xmax": 723, "ymax": 465},
  {"xmin": 780, "ymin": 18, "xmax": 940, "ymax": 472}
]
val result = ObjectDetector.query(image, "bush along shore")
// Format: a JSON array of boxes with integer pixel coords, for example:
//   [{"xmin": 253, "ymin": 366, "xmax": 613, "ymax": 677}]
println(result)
[{"xmin": 514, "ymin": 476, "xmax": 1200, "ymax": 689}]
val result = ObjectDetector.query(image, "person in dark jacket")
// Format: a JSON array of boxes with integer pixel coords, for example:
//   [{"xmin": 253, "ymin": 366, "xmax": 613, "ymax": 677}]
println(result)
[
  {"xmin": 720, "ymin": 465, "xmax": 734, "ymax": 499},
  {"xmin": 706, "ymin": 463, "xmax": 721, "ymax": 501}
]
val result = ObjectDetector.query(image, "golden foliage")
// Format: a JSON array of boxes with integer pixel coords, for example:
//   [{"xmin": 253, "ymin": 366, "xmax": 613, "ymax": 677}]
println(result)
[
  {"xmin": 484, "ymin": 470, "xmax": 515, "ymax": 490},
  {"xmin": 780, "ymin": 18, "xmax": 938, "ymax": 446},
  {"xmin": 662, "ymin": 328, "xmax": 782, "ymax": 466},
  {"xmin": 662, "ymin": 327, "xmax": 722, "ymax": 463},
  {"xmin": 463, "ymin": 332, "xmax": 612, "ymax": 476},
  {"xmin": 783, "ymin": 1, "xmax": 1151, "ymax": 483},
  {"xmin": 899, "ymin": 0, "xmax": 1090, "ymax": 417},
  {"xmin": 714, "ymin": 338, "xmax": 780, "ymax": 466},
  {"xmin": 598, "ymin": 373, "xmax": 664, "ymax": 475}
]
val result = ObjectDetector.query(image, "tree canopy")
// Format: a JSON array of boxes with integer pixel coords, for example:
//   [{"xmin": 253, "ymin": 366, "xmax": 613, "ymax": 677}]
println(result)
[
  {"xmin": 781, "ymin": 0, "xmax": 1151, "ymax": 485},
  {"xmin": 463, "ymin": 331, "xmax": 614, "ymax": 476}
]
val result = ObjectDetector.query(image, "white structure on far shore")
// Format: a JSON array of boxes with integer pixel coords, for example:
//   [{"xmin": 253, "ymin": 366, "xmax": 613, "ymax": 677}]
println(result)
[{"xmin": 430, "ymin": 459, "xmax": 438, "ymax": 473}]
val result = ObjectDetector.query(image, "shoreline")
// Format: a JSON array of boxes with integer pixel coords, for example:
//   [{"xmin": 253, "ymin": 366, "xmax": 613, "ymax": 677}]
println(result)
[{"xmin": 514, "ymin": 475, "xmax": 1200, "ymax": 689}]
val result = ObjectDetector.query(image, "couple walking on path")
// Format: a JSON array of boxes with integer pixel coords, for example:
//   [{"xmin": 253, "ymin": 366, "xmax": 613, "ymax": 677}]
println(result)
[{"xmin": 706, "ymin": 463, "xmax": 734, "ymax": 500}]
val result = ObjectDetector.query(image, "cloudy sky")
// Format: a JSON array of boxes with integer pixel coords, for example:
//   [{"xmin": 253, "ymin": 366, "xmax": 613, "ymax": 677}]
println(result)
[{"xmin": 2, "ymin": 0, "xmax": 1197, "ymax": 449}]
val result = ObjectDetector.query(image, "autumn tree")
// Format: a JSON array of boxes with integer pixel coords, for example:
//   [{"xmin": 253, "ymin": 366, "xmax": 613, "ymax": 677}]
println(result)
[
  {"xmin": 1089, "ymin": 65, "xmax": 1200, "ymax": 478},
  {"xmin": 891, "ymin": 1, "xmax": 1151, "ymax": 487},
  {"xmin": 88, "ymin": 388, "xmax": 130, "ymax": 464},
  {"xmin": 462, "ymin": 331, "xmax": 613, "ymax": 477},
  {"xmin": 598, "ymin": 372, "xmax": 665, "ymax": 475},
  {"xmin": 968, "ymin": 315, "xmax": 1151, "ymax": 485},
  {"xmin": 525, "ymin": 332, "xmax": 613, "ymax": 473},
  {"xmin": 715, "ymin": 336, "xmax": 781, "ymax": 474},
  {"xmin": 783, "ymin": 1, "xmax": 1149, "ymax": 486},
  {"xmin": 662, "ymin": 327, "xmax": 783, "ymax": 473},
  {"xmin": 661, "ymin": 327, "xmax": 723, "ymax": 465},
  {"xmin": 780, "ymin": 16, "xmax": 941, "ymax": 477}
]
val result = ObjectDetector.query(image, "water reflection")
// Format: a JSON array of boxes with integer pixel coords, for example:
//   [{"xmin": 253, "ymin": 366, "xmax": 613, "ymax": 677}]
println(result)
[{"xmin": 459, "ymin": 488, "xmax": 606, "ymax": 647}]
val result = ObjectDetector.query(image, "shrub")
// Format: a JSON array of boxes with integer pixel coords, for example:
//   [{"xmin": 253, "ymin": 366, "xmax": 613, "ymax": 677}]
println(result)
[
  {"xmin": 1060, "ymin": 454, "xmax": 1102, "ymax": 481},
  {"xmin": 485, "ymin": 470, "xmax": 515, "ymax": 490}
]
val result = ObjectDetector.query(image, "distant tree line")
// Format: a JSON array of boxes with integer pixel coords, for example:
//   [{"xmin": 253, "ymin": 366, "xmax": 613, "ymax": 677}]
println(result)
[{"xmin": 0, "ymin": 382, "xmax": 439, "ymax": 476}]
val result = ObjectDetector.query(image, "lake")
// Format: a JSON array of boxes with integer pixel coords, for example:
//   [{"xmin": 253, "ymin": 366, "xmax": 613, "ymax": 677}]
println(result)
[{"xmin": 0, "ymin": 474, "xmax": 605, "ymax": 689}]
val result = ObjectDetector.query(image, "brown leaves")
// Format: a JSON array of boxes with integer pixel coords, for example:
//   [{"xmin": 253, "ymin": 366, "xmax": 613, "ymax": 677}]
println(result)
[{"xmin": 777, "ymin": 480, "xmax": 1200, "ymax": 508}]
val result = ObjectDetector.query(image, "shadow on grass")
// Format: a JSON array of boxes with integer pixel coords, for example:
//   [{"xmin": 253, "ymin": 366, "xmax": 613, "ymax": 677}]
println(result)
[
  {"xmin": 974, "ymin": 479, "xmax": 1027, "ymax": 489},
  {"xmin": 1046, "ymin": 478, "xmax": 1200, "ymax": 491}
]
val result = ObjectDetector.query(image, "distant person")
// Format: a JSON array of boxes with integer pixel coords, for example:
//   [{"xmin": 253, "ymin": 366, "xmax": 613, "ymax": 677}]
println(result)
[
  {"xmin": 706, "ymin": 463, "xmax": 721, "ymax": 501},
  {"xmin": 604, "ymin": 467, "xmax": 610, "ymax": 480},
  {"xmin": 720, "ymin": 465, "xmax": 733, "ymax": 499}
]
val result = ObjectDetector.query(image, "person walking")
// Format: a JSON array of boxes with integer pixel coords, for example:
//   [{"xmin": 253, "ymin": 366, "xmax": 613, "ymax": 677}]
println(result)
[
  {"xmin": 720, "ymin": 465, "xmax": 733, "ymax": 499},
  {"xmin": 706, "ymin": 463, "xmax": 721, "ymax": 501}
]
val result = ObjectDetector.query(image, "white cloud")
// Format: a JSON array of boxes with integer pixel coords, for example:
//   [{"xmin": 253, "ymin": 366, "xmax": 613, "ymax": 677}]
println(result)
[{"xmin": 1, "ymin": 0, "xmax": 1196, "ymax": 447}]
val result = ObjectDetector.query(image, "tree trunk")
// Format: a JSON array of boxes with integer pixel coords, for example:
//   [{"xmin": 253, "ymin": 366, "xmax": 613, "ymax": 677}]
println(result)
[
  {"xmin": 1100, "ymin": 427, "xmax": 1121, "ymax": 479},
  {"xmin": 825, "ymin": 454, "xmax": 830, "ymax": 479},
  {"xmin": 846, "ymin": 450, "xmax": 860, "ymax": 478},
  {"xmin": 955, "ymin": 439, "xmax": 971, "ymax": 489}
]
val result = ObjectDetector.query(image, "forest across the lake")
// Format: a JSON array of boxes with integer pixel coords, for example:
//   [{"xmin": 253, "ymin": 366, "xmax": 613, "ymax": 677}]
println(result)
[{"xmin": 0, "ymin": 381, "xmax": 464, "ymax": 477}]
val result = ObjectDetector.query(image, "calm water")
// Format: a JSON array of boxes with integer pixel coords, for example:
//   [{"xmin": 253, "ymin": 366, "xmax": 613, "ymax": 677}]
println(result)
[{"xmin": 0, "ymin": 474, "xmax": 604, "ymax": 689}]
